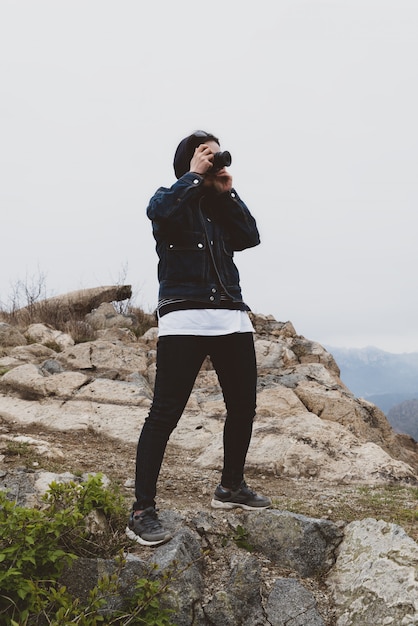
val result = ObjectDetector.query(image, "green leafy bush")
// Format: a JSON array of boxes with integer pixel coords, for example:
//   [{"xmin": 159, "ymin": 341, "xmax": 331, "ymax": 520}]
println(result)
[
  {"xmin": 0, "ymin": 490, "xmax": 78, "ymax": 623},
  {"xmin": 0, "ymin": 475, "xmax": 173, "ymax": 625}
]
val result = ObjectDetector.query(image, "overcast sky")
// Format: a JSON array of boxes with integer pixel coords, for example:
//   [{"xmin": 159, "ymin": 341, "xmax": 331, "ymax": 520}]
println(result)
[{"xmin": 1, "ymin": 1, "xmax": 417, "ymax": 353}]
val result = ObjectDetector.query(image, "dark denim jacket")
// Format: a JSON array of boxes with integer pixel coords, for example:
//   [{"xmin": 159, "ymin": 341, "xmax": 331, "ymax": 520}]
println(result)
[{"xmin": 147, "ymin": 172, "xmax": 260, "ymax": 305}]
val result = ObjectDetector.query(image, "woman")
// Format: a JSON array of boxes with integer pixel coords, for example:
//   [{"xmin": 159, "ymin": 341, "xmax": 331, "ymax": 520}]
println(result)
[{"xmin": 127, "ymin": 130, "xmax": 271, "ymax": 546}]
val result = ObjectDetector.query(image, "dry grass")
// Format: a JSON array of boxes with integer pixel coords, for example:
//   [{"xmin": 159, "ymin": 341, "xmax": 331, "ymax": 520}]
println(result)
[
  {"xmin": 277, "ymin": 482, "xmax": 418, "ymax": 541},
  {"xmin": 0, "ymin": 276, "xmax": 156, "ymax": 343}
]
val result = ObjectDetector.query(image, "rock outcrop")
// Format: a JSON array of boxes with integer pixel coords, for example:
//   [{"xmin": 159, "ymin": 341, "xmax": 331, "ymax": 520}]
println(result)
[
  {"xmin": 2, "ymin": 465, "xmax": 417, "ymax": 625},
  {"xmin": 1, "ymin": 312, "xmax": 417, "ymax": 482},
  {"xmin": 1, "ymin": 297, "xmax": 418, "ymax": 625},
  {"xmin": 13, "ymin": 285, "xmax": 132, "ymax": 321}
]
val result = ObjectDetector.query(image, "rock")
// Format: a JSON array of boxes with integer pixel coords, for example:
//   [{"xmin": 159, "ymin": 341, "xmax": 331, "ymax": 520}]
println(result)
[
  {"xmin": 4, "ymin": 344, "xmax": 58, "ymax": 367},
  {"xmin": 294, "ymin": 381, "xmax": 408, "ymax": 459},
  {"xmin": 2, "ymin": 310, "xmax": 417, "ymax": 480},
  {"xmin": 56, "ymin": 340, "xmax": 148, "ymax": 378},
  {"xmin": 266, "ymin": 578, "xmax": 325, "ymax": 626},
  {"xmin": 0, "ymin": 467, "xmax": 39, "ymax": 507},
  {"xmin": 75, "ymin": 378, "xmax": 152, "ymax": 405},
  {"xmin": 238, "ymin": 509, "xmax": 343, "ymax": 577},
  {"xmin": 327, "ymin": 518, "xmax": 418, "ymax": 625},
  {"xmin": 249, "ymin": 314, "xmax": 297, "ymax": 339},
  {"xmin": 150, "ymin": 526, "xmax": 205, "ymax": 626},
  {"xmin": 1, "ymin": 363, "xmax": 90, "ymax": 399},
  {"xmin": 0, "ymin": 393, "xmax": 146, "ymax": 440},
  {"xmin": 1, "ymin": 307, "xmax": 418, "ymax": 626},
  {"xmin": 40, "ymin": 359, "xmax": 65, "ymax": 375},
  {"xmin": 290, "ymin": 337, "xmax": 341, "ymax": 377},
  {"xmin": 85, "ymin": 302, "xmax": 134, "ymax": 330},
  {"xmin": 0, "ymin": 434, "xmax": 64, "ymax": 459},
  {"xmin": 25, "ymin": 323, "xmax": 74, "ymax": 349},
  {"xmin": 0, "ymin": 468, "xmax": 77, "ymax": 508},
  {"xmin": 254, "ymin": 338, "xmax": 298, "ymax": 370},
  {"xmin": 14, "ymin": 285, "xmax": 132, "ymax": 321},
  {"xmin": 33, "ymin": 471, "xmax": 78, "ymax": 498},
  {"xmin": 0, "ymin": 322, "xmax": 27, "ymax": 347},
  {"xmin": 203, "ymin": 553, "xmax": 264, "ymax": 625},
  {"xmin": 140, "ymin": 326, "xmax": 159, "ymax": 346},
  {"xmin": 1, "ymin": 466, "xmax": 418, "ymax": 626},
  {"xmin": 0, "ymin": 356, "xmax": 23, "ymax": 369},
  {"xmin": 96, "ymin": 327, "xmax": 138, "ymax": 343},
  {"xmin": 194, "ymin": 408, "xmax": 417, "ymax": 483}
]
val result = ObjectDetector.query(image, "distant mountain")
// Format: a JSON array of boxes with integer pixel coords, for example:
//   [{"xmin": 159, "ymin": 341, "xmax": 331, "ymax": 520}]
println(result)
[
  {"xmin": 388, "ymin": 399, "xmax": 418, "ymax": 440},
  {"xmin": 325, "ymin": 345, "xmax": 418, "ymax": 439}
]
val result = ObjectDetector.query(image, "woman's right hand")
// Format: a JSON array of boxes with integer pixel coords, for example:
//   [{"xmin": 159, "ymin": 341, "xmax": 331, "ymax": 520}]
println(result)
[{"xmin": 189, "ymin": 144, "xmax": 214, "ymax": 175}]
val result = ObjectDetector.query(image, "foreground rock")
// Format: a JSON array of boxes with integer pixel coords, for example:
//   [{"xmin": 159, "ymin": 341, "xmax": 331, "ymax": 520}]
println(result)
[
  {"xmin": 1, "ymin": 298, "xmax": 418, "ymax": 625},
  {"xmin": 328, "ymin": 518, "xmax": 418, "ymax": 625},
  {"xmin": 2, "ymin": 465, "xmax": 417, "ymax": 625}
]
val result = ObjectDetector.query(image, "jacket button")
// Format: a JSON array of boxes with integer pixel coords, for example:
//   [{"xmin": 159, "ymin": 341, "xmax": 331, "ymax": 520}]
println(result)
[
  {"xmin": 193, "ymin": 179, "xmax": 200, "ymax": 185},
  {"xmin": 209, "ymin": 296, "xmax": 215, "ymax": 301},
  {"xmin": 211, "ymin": 288, "xmax": 217, "ymax": 293},
  {"xmin": 231, "ymin": 192, "xmax": 236, "ymax": 198},
  {"xmin": 198, "ymin": 243, "xmax": 204, "ymax": 248}
]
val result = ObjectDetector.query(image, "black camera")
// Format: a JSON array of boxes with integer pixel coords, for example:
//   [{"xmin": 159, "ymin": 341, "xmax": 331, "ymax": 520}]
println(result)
[{"xmin": 212, "ymin": 150, "xmax": 232, "ymax": 172}]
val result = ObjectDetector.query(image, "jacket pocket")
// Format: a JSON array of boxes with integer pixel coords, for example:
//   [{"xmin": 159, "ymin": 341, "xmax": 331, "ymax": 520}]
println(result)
[
  {"xmin": 166, "ymin": 230, "xmax": 206, "ymax": 251},
  {"xmin": 163, "ymin": 231, "xmax": 207, "ymax": 283},
  {"xmin": 222, "ymin": 236, "xmax": 234, "ymax": 257}
]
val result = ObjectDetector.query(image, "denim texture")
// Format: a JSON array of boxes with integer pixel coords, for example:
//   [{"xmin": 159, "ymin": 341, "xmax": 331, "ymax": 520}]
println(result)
[
  {"xmin": 134, "ymin": 332, "xmax": 257, "ymax": 510},
  {"xmin": 147, "ymin": 172, "xmax": 260, "ymax": 305}
]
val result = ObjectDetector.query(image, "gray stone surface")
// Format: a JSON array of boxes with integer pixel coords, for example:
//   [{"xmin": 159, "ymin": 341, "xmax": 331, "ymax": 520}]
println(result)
[
  {"xmin": 327, "ymin": 518, "xmax": 418, "ymax": 625},
  {"xmin": 241, "ymin": 509, "xmax": 344, "ymax": 577},
  {"xmin": 266, "ymin": 578, "xmax": 325, "ymax": 626}
]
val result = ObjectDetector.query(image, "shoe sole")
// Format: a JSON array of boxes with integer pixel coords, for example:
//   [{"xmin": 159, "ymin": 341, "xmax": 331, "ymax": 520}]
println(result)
[
  {"xmin": 125, "ymin": 526, "xmax": 172, "ymax": 547},
  {"xmin": 211, "ymin": 498, "xmax": 272, "ymax": 511}
]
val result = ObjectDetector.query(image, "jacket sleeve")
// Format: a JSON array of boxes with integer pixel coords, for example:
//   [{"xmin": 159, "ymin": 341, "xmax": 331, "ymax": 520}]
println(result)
[
  {"xmin": 146, "ymin": 172, "xmax": 204, "ymax": 223},
  {"xmin": 215, "ymin": 188, "xmax": 260, "ymax": 251}
]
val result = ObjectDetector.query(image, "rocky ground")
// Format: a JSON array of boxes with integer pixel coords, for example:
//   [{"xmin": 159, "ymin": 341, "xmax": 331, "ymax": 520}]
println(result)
[
  {"xmin": 1, "ymin": 293, "xmax": 418, "ymax": 624},
  {"xmin": 1, "ymin": 409, "xmax": 418, "ymax": 626},
  {"xmin": 2, "ymin": 416, "xmax": 417, "ymax": 543}
]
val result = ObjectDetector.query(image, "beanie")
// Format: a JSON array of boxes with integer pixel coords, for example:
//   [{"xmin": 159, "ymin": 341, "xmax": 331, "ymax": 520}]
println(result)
[{"xmin": 173, "ymin": 130, "xmax": 219, "ymax": 179}]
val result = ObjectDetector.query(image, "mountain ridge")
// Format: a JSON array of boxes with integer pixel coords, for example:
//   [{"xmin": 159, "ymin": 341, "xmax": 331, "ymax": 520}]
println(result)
[{"xmin": 326, "ymin": 345, "xmax": 418, "ymax": 437}]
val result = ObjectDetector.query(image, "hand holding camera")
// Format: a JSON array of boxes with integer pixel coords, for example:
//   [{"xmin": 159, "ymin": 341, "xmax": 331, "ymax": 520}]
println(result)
[{"xmin": 190, "ymin": 143, "xmax": 232, "ymax": 193}]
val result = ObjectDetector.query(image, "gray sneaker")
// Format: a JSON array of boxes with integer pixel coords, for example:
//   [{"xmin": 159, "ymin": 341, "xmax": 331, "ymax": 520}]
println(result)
[
  {"xmin": 126, "ymin": 507, "xmax": 172, "ymax": 546},
  {"xmin": 211, "ymin": 481, "xmax": 272, "ymax": 511}
]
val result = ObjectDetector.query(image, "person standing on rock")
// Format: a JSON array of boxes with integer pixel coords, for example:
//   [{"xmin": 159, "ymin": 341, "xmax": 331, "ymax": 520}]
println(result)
[{"xmin": 127, "ymin": 130, "xmax": 271, "ymax": 546}]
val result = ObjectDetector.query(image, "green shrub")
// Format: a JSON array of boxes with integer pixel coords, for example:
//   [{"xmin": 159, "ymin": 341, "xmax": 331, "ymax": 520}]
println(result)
[
  {"xmin": 0, "ymin": 475, "xmax": 174, "ymax": 625},
  {"xmin": 0, "ymin": 490, "xmax": 78, "ymax": 623},
  {"xmin": 232, "ymin": 524, "xmax": 254, "ymax": 552}
]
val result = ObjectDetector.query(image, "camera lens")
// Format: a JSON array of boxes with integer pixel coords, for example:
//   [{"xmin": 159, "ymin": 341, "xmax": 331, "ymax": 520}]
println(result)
[{"xmin": 212, "ymin": 151, "xmax": 232, "ymax": 171}]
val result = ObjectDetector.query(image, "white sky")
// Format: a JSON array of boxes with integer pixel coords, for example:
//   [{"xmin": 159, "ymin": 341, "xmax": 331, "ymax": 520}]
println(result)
[{"xmin": 1, "ymin": 1, "xmax": 417, "ymax": 353}]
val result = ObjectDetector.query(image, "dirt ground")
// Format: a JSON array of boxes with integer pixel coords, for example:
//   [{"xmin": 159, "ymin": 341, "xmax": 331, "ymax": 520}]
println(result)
[{"xmin": 1, "ymin": 418, "xmax": 417, "ymax": 542}]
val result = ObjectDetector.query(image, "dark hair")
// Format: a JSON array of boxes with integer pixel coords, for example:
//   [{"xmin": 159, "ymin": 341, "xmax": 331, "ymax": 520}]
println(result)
[{"xmin": 173, "ymin": 130, "xmax": 219, "ymax": 179}]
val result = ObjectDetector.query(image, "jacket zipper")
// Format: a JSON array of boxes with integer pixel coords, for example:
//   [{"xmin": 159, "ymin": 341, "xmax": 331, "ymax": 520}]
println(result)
[{"xmin": 199, "ymin": 198, "xmax": 235, "ymax": 301}]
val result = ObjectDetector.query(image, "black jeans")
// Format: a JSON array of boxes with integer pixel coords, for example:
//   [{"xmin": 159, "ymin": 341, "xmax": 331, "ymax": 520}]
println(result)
[{"xmin": 134, "ymin": 332, "xmax": 257, "ymax": 509}]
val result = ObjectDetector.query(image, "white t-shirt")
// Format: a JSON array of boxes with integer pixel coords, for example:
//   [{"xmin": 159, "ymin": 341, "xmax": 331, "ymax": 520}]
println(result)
[{"xmin": 158, "ymin": 308, "xmax": 254, "ymax": 336}]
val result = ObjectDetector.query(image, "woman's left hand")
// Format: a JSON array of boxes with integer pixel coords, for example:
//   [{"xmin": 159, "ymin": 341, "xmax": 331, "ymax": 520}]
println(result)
[{"xmin": 205, "ymin": 168, "xmax": 233, "ymax": 194}]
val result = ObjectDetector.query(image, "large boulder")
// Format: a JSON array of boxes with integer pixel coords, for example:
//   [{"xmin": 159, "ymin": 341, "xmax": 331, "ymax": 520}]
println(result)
[
  {"xmin": 18, "ymin": 285, "xmax": 132, "ymax": 317},
  {"xmin": 327, "ymin": 518, "xmax": 418, "ymax": 625},
  {"xmin": 56, "ymin": 340, "xmax": 148, "ymax": 379}
]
